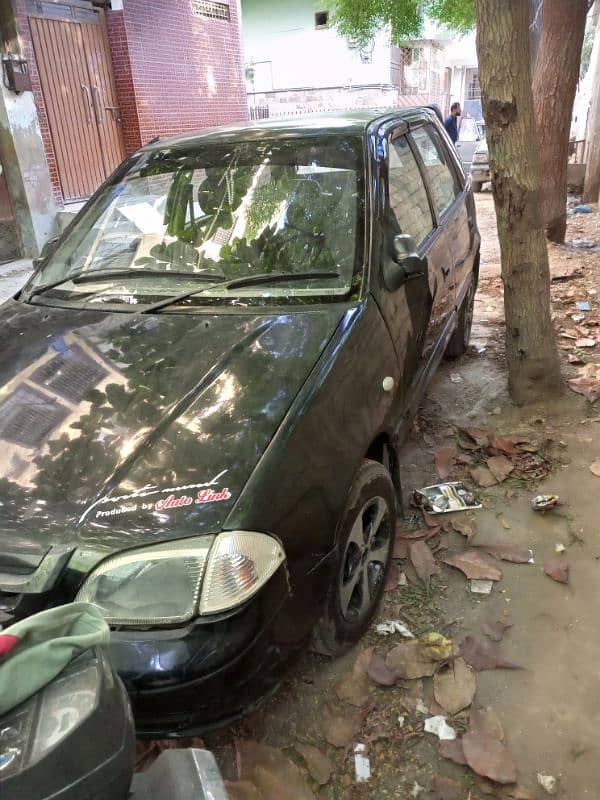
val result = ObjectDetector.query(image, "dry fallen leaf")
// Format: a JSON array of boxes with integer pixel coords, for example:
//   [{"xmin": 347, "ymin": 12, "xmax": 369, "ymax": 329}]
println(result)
[
  {"xmin": 225, "ymin": 780, "xmax": 262, "ymax": 800},
  {"xmin": 295, "ymin": 743, "xmax": 334, "ymax": 786},
  {"xmin": 439, "ymin": 738, "xmax": 468, "ymax": 765},
  {"xmin": 590, "ymin": 459, "xmax": 600, "ymax": 477},
  {"xmin": 459, "ymin": 426, "xmax": 491, "ymax": 447},
  {"xmin": 433, "ymin": 657, "xmax": 477, "ymax": 715},
  {"xmin": 489, "ymin": 434, "xmax": 519, "ymax": 455},
  {"xmin": 575, "ymin": 338, "xmax": 596, "ymax": 347},
  {"xmin": 543, "ymin": 557, "xmax": 570, "ymax": 584},
  {"xmin": 385, "ymin": 562, "xmax": 402, "ymax": 592},
  {"xmin": 482, "ymin": 616, "xmax": 513, "ymax": 642},
  {"xmin": 236, "ymin": 740, "xmax": 314, "ymax": 800},
  {"xmin": 476, "ymin": 542, "xmax": 533, "ymax": 564},
  {"xmin": 568, "ymin": 353, "xmax": 584, "ymax": 364},
  {"xmin": 486, "ymin": 455, "xmax": 514, "ymax": 483},
  {"xmin": 435, "ymin": 446, "xmax": 456, "ymax": 480},
  {"xmin": 409, "ymin": 540, "xmax": 439, "ymax": 587},
  {"xmin": 385, "ymin": 634, "xmax": 451, "ymax": 679},
  {"xmin": 470, "ymin": 465, "xmax": 497, "ymax": 488},
  {"xmin": 321, "ymin": 705, "xmax": 365, "ymax": 748},
  {"xmin": 367, "ymin": 651, "xmax": 400, "ymax": 686},
  {"xmin": 433, "ymin": 774, "xmax": 463, "ymax": 800},
  {"xmin": 335, "ymin": 648, "xmax": 373, "ymax": 706},
  {"xmin": 450, "ymin": 515, "xmax": 476, "ymax": 541},
  {"xmin": 462, "ymin": 730, "xmax": 517, "ymax": 784},
  {"xmin": 470, "ymin": 706, "xmax": 505, "ymax": 741},
  {"xmin": 460, "ymin": 636, "xmax": 522, "ymax": 671},
  {"xmin": 443, "ymin": 550, "xmax": 503, "ymax": 581}
]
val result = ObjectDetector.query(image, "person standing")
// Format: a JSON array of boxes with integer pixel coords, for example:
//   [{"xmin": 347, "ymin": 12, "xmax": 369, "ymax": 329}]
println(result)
[{"xmin": 444, "ymin": 102, "xmax": 461, "ymax": 144}]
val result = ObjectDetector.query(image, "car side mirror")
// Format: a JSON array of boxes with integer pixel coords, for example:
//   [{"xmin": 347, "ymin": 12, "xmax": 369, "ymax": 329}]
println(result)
[
  {"xmin": 384, "ymin": 234, "xmax": 427, "ymax": 291},
  {"xmin": 32, "ymin": 236, "xmax": 59, "ymax": 272}
]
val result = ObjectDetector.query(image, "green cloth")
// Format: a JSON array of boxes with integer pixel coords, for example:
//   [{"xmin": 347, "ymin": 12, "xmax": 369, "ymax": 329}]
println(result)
[{"xmin": 0, "ymin": 602, "xmax": 109, "ymax": 716}]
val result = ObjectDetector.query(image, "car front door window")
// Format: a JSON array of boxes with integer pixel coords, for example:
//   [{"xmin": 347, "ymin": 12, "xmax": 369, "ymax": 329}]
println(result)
[
  {"xmin": 411, "ymin": 126, "xmax": 460, "ymax": 219},
  {"xmin": 388, "ymin": 136, "xmax": 434, "ymax": 247}
]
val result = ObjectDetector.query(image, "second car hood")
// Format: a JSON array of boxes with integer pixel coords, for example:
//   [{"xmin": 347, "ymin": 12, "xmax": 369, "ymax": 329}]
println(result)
[{"xmin": 0, "ymin": 300, "xmax": 344, "ymax": 550}]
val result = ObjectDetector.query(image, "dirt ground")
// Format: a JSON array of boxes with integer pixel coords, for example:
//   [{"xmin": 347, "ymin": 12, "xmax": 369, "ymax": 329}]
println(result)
[{"xmin": 150, "ymin": 194, "xmax": 600, "ymax": 799}]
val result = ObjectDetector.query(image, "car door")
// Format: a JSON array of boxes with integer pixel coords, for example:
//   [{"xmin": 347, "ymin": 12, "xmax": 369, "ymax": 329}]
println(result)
[
  {"xmin": 411, "ymin": 123, "xmax": 474, "ymax": 309},
  {"xmin": 409, "ymin": 123, "xmax": 474, "ymax": 339},
  {"xmin": 370, "ymin": 127, "xmax": 441, "ymax": 410}
]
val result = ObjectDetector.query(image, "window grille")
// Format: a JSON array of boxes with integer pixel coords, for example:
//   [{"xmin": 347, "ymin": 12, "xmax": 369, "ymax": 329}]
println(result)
[{"xmin": 191, "ymin": 1, "xmax": 230, "ymax": 21}]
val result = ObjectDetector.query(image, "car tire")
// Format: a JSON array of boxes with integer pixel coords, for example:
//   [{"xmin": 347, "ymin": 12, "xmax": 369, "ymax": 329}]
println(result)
[
  {"xmin": 472, "ymin": 181, "xmax": 483, "ymax": 192},
  {"xmin": 446, "ymin": 272, "xmax": 477, "ymax": 358},
  {"xmin": 312, "ymin": 459, "xmax": 396, "ymax": 657}
]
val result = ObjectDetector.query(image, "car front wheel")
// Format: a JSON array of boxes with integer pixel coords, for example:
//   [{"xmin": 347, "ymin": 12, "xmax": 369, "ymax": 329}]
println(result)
[{"xmin": 313, "ymin": 459, "xmax": 396, "ymax": 657}]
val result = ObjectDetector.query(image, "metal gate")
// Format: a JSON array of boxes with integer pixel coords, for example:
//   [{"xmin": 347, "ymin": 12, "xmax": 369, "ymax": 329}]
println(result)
[{"xmin": 28, "ymin": 1, "xmax": 125, "ymax": 202}]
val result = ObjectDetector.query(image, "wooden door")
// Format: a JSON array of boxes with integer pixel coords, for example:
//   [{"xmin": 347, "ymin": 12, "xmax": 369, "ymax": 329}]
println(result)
[{"xmin": 28, "ymin": 4, "xmax": 125, "ymax": 202}]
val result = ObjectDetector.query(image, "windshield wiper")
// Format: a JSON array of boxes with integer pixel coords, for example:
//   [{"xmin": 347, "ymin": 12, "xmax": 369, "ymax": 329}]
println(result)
[
  {"xmin": 25, "ymin": 268, "xmax": 223, "ymax": 301},
  {"xmin": 139, "ymin": 271, "xmax": 340, "ymax": 314}
]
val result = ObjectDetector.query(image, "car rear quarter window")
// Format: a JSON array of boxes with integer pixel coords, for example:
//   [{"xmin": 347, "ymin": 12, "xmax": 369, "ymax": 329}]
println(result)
[
  {"xmin": 411, "ymin": 126, "xmax": 460, "ymax": 219},
  {"xmin": 388, "ymin": 136, "xmax": 433, "ymax": 247}
]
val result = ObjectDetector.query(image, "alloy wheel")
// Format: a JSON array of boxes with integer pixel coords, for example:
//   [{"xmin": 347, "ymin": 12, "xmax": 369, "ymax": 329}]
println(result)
[{"xmin": 339, "ymin": 496, "xmax": 392, "ymax": 623}]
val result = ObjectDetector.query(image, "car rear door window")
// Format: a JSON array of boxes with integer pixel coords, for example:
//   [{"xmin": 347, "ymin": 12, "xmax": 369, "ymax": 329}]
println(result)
[
  {"xmin": 411, "ymin": 126, "xmax": 460, "ymax": 218},
  {"xmin": 388, "ymin": 135, "xmax": 434, "ymax": 247}
]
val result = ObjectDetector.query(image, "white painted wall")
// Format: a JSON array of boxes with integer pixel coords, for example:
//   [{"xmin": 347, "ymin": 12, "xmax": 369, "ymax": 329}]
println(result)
[{"xmin": 241, "ymin": 0, "xmax": 393, "ymax": 91}]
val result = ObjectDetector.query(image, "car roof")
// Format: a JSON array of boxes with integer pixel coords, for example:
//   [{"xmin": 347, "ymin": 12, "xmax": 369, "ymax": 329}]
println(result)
[{"xmin": 140, "ymin": 106, "xmax": 441, "ymax": 152}]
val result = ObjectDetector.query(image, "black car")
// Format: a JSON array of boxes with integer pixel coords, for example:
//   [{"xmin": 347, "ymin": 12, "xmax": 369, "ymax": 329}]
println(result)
[{"xmin": 0, "ymin": 108, "xmax": 479, "ymax": 735}]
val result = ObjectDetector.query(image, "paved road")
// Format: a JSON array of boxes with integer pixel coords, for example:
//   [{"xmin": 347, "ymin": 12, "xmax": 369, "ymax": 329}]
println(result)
[{"xmin": 0, "ymin": 259, "xmax": 32, "ymax": 304}]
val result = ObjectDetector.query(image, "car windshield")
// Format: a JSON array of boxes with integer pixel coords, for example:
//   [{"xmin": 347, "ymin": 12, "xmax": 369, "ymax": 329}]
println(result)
[{"xmin": 27, "ymin": 135, "xmax": 365, "ymax": 309}]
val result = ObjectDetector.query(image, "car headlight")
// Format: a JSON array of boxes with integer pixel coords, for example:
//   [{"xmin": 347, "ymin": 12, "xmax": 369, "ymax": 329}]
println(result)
[
  {"xmin": 76, "ymin": 538, "xmax": 214, "ymax": 625},
  {"xmin": 76, "ymin": 532, "xmax": 285, "ymax": 625}
]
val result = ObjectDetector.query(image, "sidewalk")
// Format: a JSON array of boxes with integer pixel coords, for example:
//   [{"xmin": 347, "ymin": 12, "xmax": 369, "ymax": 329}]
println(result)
[{"xmin": 0, "ymin": 258, "xmax": 33, "ymax": 304}]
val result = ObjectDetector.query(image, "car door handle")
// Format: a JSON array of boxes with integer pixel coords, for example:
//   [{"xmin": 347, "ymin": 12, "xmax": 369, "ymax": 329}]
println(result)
[{"xmin": 442, "ymin": 266, "xmax": 451, "ymax": 279}]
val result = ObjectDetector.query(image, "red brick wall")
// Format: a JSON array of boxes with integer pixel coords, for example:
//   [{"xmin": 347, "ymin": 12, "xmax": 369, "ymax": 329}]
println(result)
[
  {"xmin": 14, "ymin": 0, "xmax": 63, "ymax": 207},
  {"xmin": 118, "ymin": 0, "xmax": 249, "ymax": 144},
  {"xmin": 105, "ymin": 10, "xmax": 142, "ymax": 155}
]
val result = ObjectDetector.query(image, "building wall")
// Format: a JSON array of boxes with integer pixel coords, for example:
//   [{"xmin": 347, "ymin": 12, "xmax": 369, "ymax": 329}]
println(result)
[
  {"xmin": 14, "ymin": 0, "xmax": 248, "ymax": 207},
  {"xmin": 116, "ymin": 0, "xmax": 248, "ymax": 145},
  {"xmin": 242, "ymin": 0, "xmax": 393, "ymax": 92}
]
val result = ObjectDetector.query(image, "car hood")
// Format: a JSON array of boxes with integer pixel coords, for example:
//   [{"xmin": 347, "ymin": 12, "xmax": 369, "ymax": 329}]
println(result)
[{"xmin": 0, "ymin": 300, "xmax": 344, "ymax": 555}]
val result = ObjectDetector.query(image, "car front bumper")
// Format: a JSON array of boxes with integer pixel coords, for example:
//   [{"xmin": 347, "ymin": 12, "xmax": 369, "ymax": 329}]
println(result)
[{"xmin": 107, "ymin": 565, "xmax": 298, "ymax": 737}]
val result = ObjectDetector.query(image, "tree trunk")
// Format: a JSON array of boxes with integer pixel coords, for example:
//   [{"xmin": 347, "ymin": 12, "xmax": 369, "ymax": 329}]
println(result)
[
  {"xmin": 583, "ymin": 14, "xmax": 600, "ymax": 202},
  {"xmin": 532, "ymin": 0, "xmax": 588, "ymax": 242},
  {"xmin": 475, "ymin": 0, "xmax": 562, "ymax": 406}
]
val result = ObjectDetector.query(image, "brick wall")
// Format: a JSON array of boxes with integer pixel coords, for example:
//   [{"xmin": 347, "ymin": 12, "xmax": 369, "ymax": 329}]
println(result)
[
  {"xmin": 105, "ymin": 10, "xmax": 142, "ymax": 155},
  {"xmin": 117, "ymin": 0, "xmax": 249, "ymax": 145}
]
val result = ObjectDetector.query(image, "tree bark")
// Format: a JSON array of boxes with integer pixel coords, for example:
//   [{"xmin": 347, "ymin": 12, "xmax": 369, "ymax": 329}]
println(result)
[
  {"xmin": 475, "ymin": 0, "xmax": 562, "ymax": 405},
  {"xmin": 583, "ymin": 13, "xmax": 600, "ymax": 203},
  {"xmin": 532, "ymin": 0, "xmax": 588, "ymax": 242}
]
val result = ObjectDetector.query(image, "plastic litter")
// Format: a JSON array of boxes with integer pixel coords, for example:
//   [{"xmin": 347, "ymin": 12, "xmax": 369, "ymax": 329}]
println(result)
[
  {"xmin": 576, "ymin": 301, "xmax": 592, "ymax": 311},
  {"xmin": 413, "ymin": 482, "xmax": 481, "ymax": 514},
  {"xmin": 354, "ymin": 744, "xmax": 371, "ymax": 782},
  {"xmin": 375, "ymin": 620, "xmax": 414, "ymax": 638},
  {"xmin": 537, "ymin": 773, "xmax": 557, "ymax": 795},
  {"xmin": 571, "ymin": 313, "xmax": 585, "ymax": 322},
  {"xmin": 449, "ymin": 373, "xmax": 463, "ymax": 383},
  {"xmin": 570, "ymin": 238, "xmax": 597, "ymax": 249},
  {"xmin": 570, "ymin": 204, "xmax": 592, "ymax": 215},
  {"xmin": 470, "ymin": 579, "xmax": 494, "ymax": 595},
  {"xmin": 397, "ymin": 715, "xmax": 406, "ymax": 727},
  {"xmin": 424, "ymin": 715, "xmax": 457, "ymax": 740},
  {"xmin": 555, "ymin": 543, "xmax": 566, "ymax": 554},
  {"xmin": 531, "ymin": 494, "xmax": 562, "ymax": 511}
]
